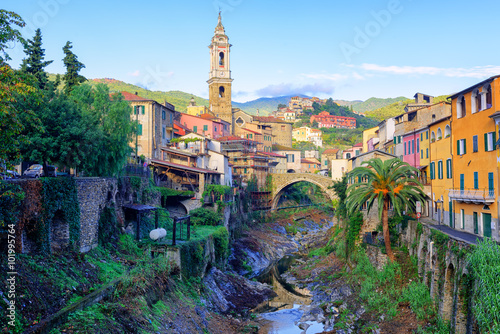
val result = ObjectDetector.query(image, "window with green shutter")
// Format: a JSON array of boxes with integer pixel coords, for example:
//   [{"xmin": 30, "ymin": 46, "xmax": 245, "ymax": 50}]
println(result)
[
  {"xmin": 193, "ymin": 126, "xmax": 198, "ymax": 133},
  {"xmin": 138, "ymin": 123, "xmax": 143, "ymax": 136},
  {"xmin": 141, "ymin": 105, "xmax": 145, "ymax": 115},
  {"xmin": 474, "ymin": 171, "xmax": 478, "ymax": 189},
  {"xmin": 485, "ymin": 132, "xmax": 496, "ymax": 152},
  {"xmin": 489, "ymin": 172, "xmax": 494, "ymax": 197},
  {"xmin": 446, "ymin": 159, "xmax": 452, "ymax": 179},
  {"xmin": 430, "ymin": 162, "xmax": 435, "ymax": 179},
  {"xmin": 203, "ymin": 125, "xmax": 208, "ymax": 132},
  {"xmin": 438, "ymin": 160, "xmax": 443, "ymax": 179}
]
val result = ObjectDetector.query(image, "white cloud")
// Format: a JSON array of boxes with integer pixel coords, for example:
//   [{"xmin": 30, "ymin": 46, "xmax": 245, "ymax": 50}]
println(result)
[
  {"xmin": 128, "ymin": 70, "xmax": 141, "ymax": 77},
  {"xmin": 353, "ymin": 63, "xmax": 500, "ymax": 78}
]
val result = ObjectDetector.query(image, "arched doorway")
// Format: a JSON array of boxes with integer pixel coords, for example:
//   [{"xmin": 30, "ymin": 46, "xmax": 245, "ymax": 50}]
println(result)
[{"xmin": 50, "ymin": 210, "xmax": 69, "ymax": 253}]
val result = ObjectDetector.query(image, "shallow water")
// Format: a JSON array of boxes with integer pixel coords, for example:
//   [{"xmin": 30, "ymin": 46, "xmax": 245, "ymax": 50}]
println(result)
[
  {"xmin": 255, "ymin": 255, "xmax": 325, "ymax": 333},
  {"xmin": 258, "ymin": 305, "xmax": 325, "ymax": 334}
]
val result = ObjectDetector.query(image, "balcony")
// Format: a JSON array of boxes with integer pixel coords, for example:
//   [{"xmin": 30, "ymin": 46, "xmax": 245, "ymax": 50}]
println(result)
[{"xmin": 448, "ymin": 188, "xmax": 495, "ymax": 204}]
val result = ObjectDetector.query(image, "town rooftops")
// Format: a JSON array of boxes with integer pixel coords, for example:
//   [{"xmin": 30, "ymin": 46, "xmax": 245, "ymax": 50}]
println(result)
[
  {"xmin": 254, "ymin": 116, "xmax": 290, "ymax": 124},
  {"xmin": 260, "ymin": 151, "xmax": 287, "ymax": 158},
  {"xmin": 323, "ymin": 148, "xmax": 339, "ymax": 154},
  {"xmin": 149, "ymin": 159, "xmax": 221, "ymax": 174},
  {"xmin": 301, "ymin": 158, "xmax": 318, "ymax": 164},
  {"xmin": 120, "ymin": 91, "xmax": 175, "ymax": 109},
  {"xmin": 353, "ymin": 143, "xmax": 363, "ymax": 147}
]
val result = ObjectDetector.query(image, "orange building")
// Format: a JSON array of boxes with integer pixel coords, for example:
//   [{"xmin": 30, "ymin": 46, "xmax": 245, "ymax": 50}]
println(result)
[{"xmin": 449, "ymin": 75, "xmax": 499, "ymax": 240}]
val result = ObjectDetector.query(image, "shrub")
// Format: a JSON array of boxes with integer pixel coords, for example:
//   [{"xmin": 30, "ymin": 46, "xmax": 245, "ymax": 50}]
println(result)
[{"xmin": 190, "ymin": 207, "xmax": 222, "ymax": 226}]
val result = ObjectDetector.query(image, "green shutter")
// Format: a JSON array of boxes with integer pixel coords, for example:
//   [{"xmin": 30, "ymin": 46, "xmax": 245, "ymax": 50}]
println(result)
[
  {"xmin": 132, "ymin": 106, "xmax": 136, "ymax": 114},
  {"xmin": 474, "ymin": 172, "xmax": 478, "ymax": 189},
  {"xmin": 457, "ymin": 140, "xmax": 460, "ymax": 155},
  {"xmin": 141, "ymin": 105, "xmax": 145, "ymax": 114},
  {"xmin": 138, "ymin": 124, "xmax": 142, "ymax": 135},
  {"xmin": 485, "ymin": 133, "xmax": 488, "ymax": 151},
  {"xmin": 193, "ymin": 126, "xmax": 197, "ymax": 133},
  {"xmin": 464, "ymin": 139, "xmax": 466, "ymax": 154},
  {"xmin": 494, "ymin": 132, "xmax": 497, "ymax": 149}
]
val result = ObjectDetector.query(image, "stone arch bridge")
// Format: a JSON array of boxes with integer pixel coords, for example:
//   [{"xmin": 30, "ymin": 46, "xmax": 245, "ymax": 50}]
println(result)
[{"xmin": 270, "ymin": 173, "xmax": 336, "ymax": 210}]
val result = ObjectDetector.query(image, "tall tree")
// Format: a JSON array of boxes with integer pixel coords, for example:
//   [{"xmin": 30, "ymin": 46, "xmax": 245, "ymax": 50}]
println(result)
[
  {"xmin": 71, "ymin": 83, "xmax": 135, "ymax": 176},
  {"xmin": 346, "ymin": 158, "xmax": 425, "ymax": 261},
  {"xmin": 0, "ymin": 9, "xmax": 25, "ymax": 63},
  {"xmin": 62, "ymin": 41, "xmax": 85, "ymax": 94},
  {"xmin": 20, "ymin": 28, "xmax": 53, "ymax": 90},
  {"xmin": 0, "ymin": 10, "xmax": 42, "ymax": 169}
]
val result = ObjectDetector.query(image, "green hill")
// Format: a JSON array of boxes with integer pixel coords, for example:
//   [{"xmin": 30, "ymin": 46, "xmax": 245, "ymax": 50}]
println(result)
[
  {"xmin": 233, "ymin": 95, "xmax": 309, "ymax": 115},
  {"xmin": 352, "ymin": 96, "xmax": 409, "ymax": 113},
  {"xmin": 365, "ymin": 95, "xmax": 450, "ymax": 121}
]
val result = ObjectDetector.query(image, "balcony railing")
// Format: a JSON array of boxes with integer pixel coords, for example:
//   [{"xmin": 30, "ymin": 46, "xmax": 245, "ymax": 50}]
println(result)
[{"xmin": 448, "ymin": 188, "xmax": 495, "ymax": 204}]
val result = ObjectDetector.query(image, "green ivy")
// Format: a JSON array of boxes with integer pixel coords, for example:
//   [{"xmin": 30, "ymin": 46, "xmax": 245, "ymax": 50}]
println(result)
[
  {"xmin": 39, "ymin": 178, "xmax": 80, "ymax": 254},
  {"xmin": 467, "ymin": 238, "xmax": 500, "ymax": 333},
  {"xmin": 212, "ymin": 226, "xmax": 229, "ymax": 268},
  {"xmin": 0, "ymin": 182, "xmax": 25, "ymax": 229},
  {"xmin": 98, "ymin": 207, "xmax": 118, "ymax": 247},
  {"xmin": 180, "ymin": 239, "xmax": 205, "ymax": 277},
  {"xmin": 129, "ymin": 176, "xmax": 142, "ymax": 192}
]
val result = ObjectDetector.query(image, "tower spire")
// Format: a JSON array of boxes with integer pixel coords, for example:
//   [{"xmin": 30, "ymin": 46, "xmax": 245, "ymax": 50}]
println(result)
[{"xmin": 215, "ymin": 11, "xmax": 225, "ymax": 34}]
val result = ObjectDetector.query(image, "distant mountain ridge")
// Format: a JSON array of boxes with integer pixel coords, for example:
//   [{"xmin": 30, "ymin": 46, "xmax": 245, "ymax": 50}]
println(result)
[{"xmin": 48, "ymin": 74, "xmax": 416, "ymax": 117}]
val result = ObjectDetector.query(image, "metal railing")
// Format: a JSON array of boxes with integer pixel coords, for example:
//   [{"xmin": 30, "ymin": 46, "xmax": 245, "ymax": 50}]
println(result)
[
  {"xmin": 448, "ymin": 188, "xmax": 495, "ymax": 203},
  {"xmin": 123, "ymin": 164, "xmax": 150, "ymax": 177}
]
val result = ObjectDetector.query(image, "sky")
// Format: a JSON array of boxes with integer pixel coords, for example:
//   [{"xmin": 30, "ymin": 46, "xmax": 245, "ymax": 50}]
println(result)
[{"xmin": 5, "ymin": 0, "xmax": 500, "ymax": 103}]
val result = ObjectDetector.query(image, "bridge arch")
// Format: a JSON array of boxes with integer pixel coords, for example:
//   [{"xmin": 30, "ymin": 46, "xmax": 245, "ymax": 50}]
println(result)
[{"xmin": 270, "ymin": 173, "xmax": 337, "ymax": 210}]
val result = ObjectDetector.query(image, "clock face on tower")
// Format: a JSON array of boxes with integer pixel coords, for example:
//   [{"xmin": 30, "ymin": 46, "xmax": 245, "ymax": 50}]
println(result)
[{"xmin": 219, "ymin": 71, "xmax": 225, "ymax": 77}]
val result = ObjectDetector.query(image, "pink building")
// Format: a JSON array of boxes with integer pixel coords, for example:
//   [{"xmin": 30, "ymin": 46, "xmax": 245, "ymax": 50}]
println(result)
[
  {"xmin": 402, "ymin": 130, "xmax": 420, "ymax": 167},
  {"xmin": 179, "ymin": 113, "xmax": 230, "ymax": 139}
]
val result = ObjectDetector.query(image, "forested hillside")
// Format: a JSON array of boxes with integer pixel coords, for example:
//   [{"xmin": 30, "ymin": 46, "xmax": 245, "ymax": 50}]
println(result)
[{"xmin": 365, "ymin": 95, "xmax": 450, "ymax": 121}]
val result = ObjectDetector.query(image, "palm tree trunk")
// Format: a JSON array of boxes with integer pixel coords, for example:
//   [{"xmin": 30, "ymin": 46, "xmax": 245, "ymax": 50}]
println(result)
[{"xmin": 382, "ymin": 198, "xmax": 395, "ymax": 262}]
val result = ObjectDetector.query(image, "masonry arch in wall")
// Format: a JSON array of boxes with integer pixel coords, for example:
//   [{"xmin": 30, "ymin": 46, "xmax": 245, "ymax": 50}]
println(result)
[
  {"xmin": 270, "ymin": 173, "xmax": 336, "ymax": 211},
  {"xmin": 50, "ymin": 210, "xmax": 70, "ymax": 253},
  {"xmin": 442, "ymin": 262, "xmax": 456, "ymax": 321}
]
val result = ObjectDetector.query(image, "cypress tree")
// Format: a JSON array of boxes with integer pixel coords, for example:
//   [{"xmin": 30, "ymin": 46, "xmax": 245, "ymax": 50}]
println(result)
[
  {"xmin": 62, "ymin": 41, "xmax": 85, "ymax": 94},
  {"xmin": 20, "ymin": 28, "xmax": 53, "ymax": 89}
]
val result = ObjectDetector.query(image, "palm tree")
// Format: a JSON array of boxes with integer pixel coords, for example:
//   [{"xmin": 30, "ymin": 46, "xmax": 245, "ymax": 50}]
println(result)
[{"xmin": 346, "ymin": 158, "xmax": 426, "ymax": 261}]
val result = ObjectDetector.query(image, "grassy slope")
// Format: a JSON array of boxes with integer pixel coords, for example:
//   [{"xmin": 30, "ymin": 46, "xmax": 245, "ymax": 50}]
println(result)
[{"xmin": 365, "ymin": 95, "xmax": 450, "ymax": 122}]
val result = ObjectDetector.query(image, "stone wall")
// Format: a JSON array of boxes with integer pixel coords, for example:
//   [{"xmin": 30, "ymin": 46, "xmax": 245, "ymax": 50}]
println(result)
[{"xmin": 401, "ymin": 221, "xmax": 476, "ymax": 334}]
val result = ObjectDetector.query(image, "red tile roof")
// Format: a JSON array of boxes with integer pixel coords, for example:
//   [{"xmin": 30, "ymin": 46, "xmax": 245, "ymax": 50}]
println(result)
[
  {"xmin": 260, "ymin": 151, "xmax": 286, "ymax": 158},
  {"xmin": 242, "ymin": 128, "xmax": 261, "ymax": 135},
  {"xmin": 301, "ymin": 159, "xmax": 318, "ymax": 164},
  {"xmin": 353, "ymin": 143, "xmax": 363, "ymax": 147},
  {"xmin": 323, "ymin": 148, "xmax": 339, "ymax": 154},
  {"xmin": 120, "ymin": 91, "xmax": 149, "ymax": 101},
  {"xmin": 199, "ymin": 113, "xmax": 216, "ymax": 120}
]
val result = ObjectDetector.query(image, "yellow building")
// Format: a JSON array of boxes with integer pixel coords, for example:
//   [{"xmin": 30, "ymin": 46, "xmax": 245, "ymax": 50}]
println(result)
[
  {"xmin": 186, "ymin": 97, "xmax": 210, "ymax": 116},
  {"xmin": 417, "ymin": 126, "xmax": 431, "ymax": 217},
  {"xmin": 449, "ymin": 75, "xmax": 499, "ymax": 240},
  {"xmin": 362, "ymin": 126, "xmax": 379, "ymax": 152},
  {"xmin": 429, "ymin": 116, "xmax": 452, "ymax": 225}
]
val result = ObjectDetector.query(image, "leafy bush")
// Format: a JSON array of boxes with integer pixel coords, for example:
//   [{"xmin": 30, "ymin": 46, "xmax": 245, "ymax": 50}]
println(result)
[
  {"xmin": 467, "ymin": 238, "xmax": 500, "ymax": 333},
  {"xmin": 190, "ymin": 207, "xmax": 222, "ymax": 226},
  {"xmin": 400, "ymin": 281, "xmax": 436, "ymax": 320}
]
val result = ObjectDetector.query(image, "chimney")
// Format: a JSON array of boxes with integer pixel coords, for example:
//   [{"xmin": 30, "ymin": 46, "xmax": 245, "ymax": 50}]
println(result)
[{"xmin": 135, "ymin": 92, "xmax": 138, "ymax": 95}]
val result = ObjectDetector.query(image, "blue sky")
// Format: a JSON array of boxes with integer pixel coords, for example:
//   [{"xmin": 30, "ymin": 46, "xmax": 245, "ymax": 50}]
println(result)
[{"xmin": 5, "ymin": 0, "xmax": 500, "ymax": 103}]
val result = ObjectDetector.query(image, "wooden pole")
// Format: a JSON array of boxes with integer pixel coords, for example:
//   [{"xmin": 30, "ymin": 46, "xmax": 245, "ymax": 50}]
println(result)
[{"xmin": 172, "ymin": 217, "xmax": 177, "ymax": 246}]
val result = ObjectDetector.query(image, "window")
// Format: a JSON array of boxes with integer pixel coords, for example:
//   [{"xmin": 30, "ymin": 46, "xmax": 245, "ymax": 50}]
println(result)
[
  {"xmin": 193, "ymin": 126, "xmax": 198, "ymax": 133},
  {"xmin": 162, "ymin": 127, "xmax": 165, "ymax": 139},
  {"xmin": 137, "ymin": 123, "xmax": 143, "ymax": 136},
  {"xmin": 446, "ymin": 159, "xmax": 452, "ymax": 179},
  {"xmin": 457, "ymin": 139, "xmax": 466, "ymax": 155},
  {"xmin": 489, "ymin": 172, "xmax": 494, "ymax": 197},
  {"xmin": 244, "ymin": 168, "xmax": 247, "ymax": 174},
  {"xmin": 457, "ymin": 95, "xmax": 466, "ymax": 118},
  {"xmin": 484, "ymin": 84, "xmax": 492, "ymax": 109},
  {"xmin": 438, "ymin": 160, "xmax": 443, "ymax": 179},
  {"xmin": 219, "ymin": 86, "xmax": 225, "ymax": 98},
  {"xmin": 219, "ymin": 51, "xmax": 224, "ymax": 66},
  {"xmin": 346, "ymin": 153, "xmax": 351, "ymax": 159},
  {"xmin": 215, "ymin": 126, "xmax": 218, "ymax": 132},
  {"xmin": 431, "ymin": 131, "xmax": 436, "ymax": 142},
  {"xmin": 141, "ymin": 106, "xmax": 145, "ymax": 115},
  {"xmin": 170, "ymin": 113, "xmax": 173, "ymax": 124},
  {"xmin": 355, "ymin": 150, "xmax": 360, "ymax": 156},
  {"xmin": 426, "ymin": 148, "xmax": 429, "ymax": 158},
  {"xmin": 287, "ymin": 154, "xmax": 295, "ymax": 163},
  {"xmin": 485, "ymin": 132, "xmax": 496, "ymax": 151},
  {"xmin": 421, "ymin": 150, "xmax": 423, "ymax": 159},
  {"xmin": 412, "ymin": 139, "xmax": 415, "ymax": 154},
  {"xmin": 444, "ymin": 125, "xmax": 451, "ymax": 138},
  {"xmin": 404, "ymin": 142, "xmax": 407, "ymax": 155},
  {"xmin": 474, "ymin": 171, "xmax": 478, "ymax": 189},
  {"xmin": 437, "ymin": 128, "xmax": 442, "ymax": 140},
  {"xmin": 162, "ymin": 110, "xmax": 166, "ymax": 120},
  {"xmin": 203, "ymin": 125, "xmax": 208, "ymax": 132},
  {"xmin": 426, "ymin": 131, "xmax": 428, "ymax": 140},
  {"xmin": 472, "ymin": 89, "xmax": 481, "ymax": 113},
  {"xmin": 417, "ymin": 138, "xmax": 420, "ymax": 152},
  {"xmin": 473, "ymin": 135, "xmax": 478, "ymax": 152},
  {"xmin": 420, "ymin": 133, "xmax": 423, "ymax": 141},
  {"xmin": 430, "ymin": 162, "xmax": 435, "ymax": 179}
]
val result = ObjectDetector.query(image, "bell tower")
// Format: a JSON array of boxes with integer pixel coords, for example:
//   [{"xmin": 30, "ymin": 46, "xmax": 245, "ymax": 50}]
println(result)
[{"xmin": 208, "ymin": 13, "xmax": 233, "ymax": 131}]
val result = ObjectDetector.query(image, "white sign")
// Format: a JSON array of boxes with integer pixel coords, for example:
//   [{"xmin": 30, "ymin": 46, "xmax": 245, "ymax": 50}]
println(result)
[{"xmin": 416, "ymin": 201, "xmax": 422, "ymax": 213}]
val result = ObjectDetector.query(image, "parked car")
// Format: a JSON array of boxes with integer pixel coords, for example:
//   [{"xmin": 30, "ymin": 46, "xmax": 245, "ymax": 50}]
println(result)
[
  {"xmin": 23, "ymin": 164, "xmax": 58, "ymax": 178},
  {"xmin": 23, "ymin": 164, "xmax": 43, "ymax": 178},
  {"xmin": 0, "ymin": 170, "xmax": 21, "ymax": 180}
]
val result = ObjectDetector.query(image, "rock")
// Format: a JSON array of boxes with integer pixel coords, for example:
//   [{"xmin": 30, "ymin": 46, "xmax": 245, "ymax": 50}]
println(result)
[
  {"xmin": 298, "ymin": 322, "xmax": 310, "ymax": 330},
  {"xmin": 355, "ymin": 306, "xmax": 365, "ymax": 318}
]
